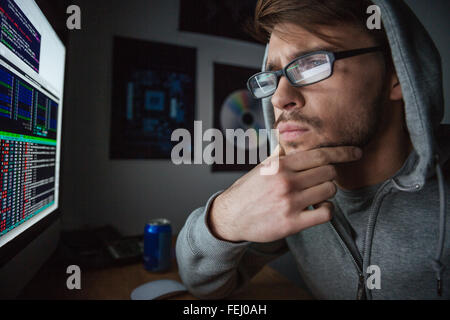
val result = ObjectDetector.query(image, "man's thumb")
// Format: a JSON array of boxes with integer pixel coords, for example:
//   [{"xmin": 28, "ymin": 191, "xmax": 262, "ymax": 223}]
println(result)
[
  {"xmin": 259, "ymin": 144, "xmax": 284, "ymax": 175},
  {"xmin": 271, "ymin": 144, "xmax": 285, "ymax": 158}
]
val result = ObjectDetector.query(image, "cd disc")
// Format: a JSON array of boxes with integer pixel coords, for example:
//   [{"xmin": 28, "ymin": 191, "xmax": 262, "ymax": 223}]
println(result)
[{"xmin": 220, "ymin": 89, "xmax": 266, "ymax": 150}]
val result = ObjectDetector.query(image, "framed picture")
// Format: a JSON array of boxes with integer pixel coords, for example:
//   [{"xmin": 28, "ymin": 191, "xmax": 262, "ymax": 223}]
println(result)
[
  {"xmin": 110, "ymin": 36, "xmax": 196, "ymax": 159},
  {"xmin": 212, "ymin": 63, "xmax": 269, "ymax": 172}
]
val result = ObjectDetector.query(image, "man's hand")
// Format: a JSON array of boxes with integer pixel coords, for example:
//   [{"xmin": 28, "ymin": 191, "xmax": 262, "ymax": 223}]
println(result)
[{"xmin": 208, "ymin": 146, "xmax": 362, "ymax": 243}]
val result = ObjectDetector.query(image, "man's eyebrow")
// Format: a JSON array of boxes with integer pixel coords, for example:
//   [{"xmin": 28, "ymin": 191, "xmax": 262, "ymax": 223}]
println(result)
[{"xmin": 266, "ymin": 46, "xmax": 340, "ymax": 71}]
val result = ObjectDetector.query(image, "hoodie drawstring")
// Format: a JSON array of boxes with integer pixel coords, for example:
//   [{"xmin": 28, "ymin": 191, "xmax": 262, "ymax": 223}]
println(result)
[{"xmin": 433, "ymin": 155, "xmax": 447, "ymax": 296}]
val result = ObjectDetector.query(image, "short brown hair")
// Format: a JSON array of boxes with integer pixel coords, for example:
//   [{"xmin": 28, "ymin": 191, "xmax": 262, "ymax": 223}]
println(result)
[{"xmin": 250, "ymin": 0, "xmax": 392, "ymax": 65}]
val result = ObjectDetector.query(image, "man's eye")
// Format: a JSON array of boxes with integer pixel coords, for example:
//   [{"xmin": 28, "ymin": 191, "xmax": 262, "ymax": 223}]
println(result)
[{"xmin": 309, "ymin": 60, "xmax": 325, "ymax": 67}]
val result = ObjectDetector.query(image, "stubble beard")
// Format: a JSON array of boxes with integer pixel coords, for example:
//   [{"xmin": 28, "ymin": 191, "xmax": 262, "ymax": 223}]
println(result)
[{"xmin": 275, "ymin": 91, "xmax": 386, "ymax": 152}]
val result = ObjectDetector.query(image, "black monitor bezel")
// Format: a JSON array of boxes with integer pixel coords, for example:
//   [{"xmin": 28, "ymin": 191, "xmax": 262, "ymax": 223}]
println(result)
[{"xmin": 0, "ymin": 209, "xmax": 60, "ymax": 267}]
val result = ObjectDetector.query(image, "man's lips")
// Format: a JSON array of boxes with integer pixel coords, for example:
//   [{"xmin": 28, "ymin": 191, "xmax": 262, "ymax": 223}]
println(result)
[{"xmin": 277, "ymin": 122, "xmax": 310, "ymax": 141}]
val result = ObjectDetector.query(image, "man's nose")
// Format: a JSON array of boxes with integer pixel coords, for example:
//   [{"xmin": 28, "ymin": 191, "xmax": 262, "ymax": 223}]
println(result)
[{"xmin": 270, "ymin": 76, "xmax": 305, "ymax": 112}]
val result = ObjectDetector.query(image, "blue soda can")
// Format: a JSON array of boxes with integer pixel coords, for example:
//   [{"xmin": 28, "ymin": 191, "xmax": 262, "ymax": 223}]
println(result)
[{"xmin": 143, "ymin": 218, "xmax": 172, "ymax": 271}]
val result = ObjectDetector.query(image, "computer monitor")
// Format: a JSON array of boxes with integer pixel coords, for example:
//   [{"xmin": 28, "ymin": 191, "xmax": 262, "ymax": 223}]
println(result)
[{"xmin": 0, "ymin": 0, "xmax": 65, "ymax": 297}]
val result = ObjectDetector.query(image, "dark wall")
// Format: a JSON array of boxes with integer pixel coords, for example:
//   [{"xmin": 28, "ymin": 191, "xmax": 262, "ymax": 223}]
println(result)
[{"xmin": 35, "ymin": 0, "xmax": 70, "ymax": 45}]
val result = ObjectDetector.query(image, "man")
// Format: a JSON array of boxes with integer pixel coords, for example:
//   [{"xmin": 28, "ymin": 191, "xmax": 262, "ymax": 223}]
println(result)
[{"xmin": 176, "ymin": 0, "xmax": 449, "ymax": 299}]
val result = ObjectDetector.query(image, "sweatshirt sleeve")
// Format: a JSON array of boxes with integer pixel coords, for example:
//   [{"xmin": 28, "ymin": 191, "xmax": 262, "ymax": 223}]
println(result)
[{"xmin": 175, "ymin": 191, "xmax": 289, "ymax": 299}]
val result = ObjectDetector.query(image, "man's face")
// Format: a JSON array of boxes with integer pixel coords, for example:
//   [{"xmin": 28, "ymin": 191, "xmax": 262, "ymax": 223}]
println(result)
[{"xmin": 268, "ymin": 23, "xmax": 389, "ymax": 155}]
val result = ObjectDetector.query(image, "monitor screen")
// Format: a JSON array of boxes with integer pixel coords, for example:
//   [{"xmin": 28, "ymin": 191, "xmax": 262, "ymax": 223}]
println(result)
[{"xmin": 0, "ymin": 0, "xmax": 65, "ymax": 247}]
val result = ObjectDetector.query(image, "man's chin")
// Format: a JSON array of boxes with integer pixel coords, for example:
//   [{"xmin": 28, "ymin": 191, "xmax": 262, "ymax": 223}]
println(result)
[
  {"xmin": 280, "ymin": 141, "xmax": 318, "ymax": 154},
  {"xmin": 280, "ymin": 139, "xmax": 349, "ymax": 154}
]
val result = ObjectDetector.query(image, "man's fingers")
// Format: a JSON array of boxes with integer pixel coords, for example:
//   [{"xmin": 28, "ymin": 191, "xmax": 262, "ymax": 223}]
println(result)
[
  {"xmin": 294, "ymin": 181, "xmax": 337, "ymax": 209},
  {"xmin": 313, "ymin": 201, "xmax": 329, "ymax": 210},
  {"xmin": 291, "ymin": 165, "xmax": 337, "ymax": 190},
  {"xmin": 290, "ymin": 201, "xmax": 334, "ymax": 232},
  {"xmin": 281, "ymin": 146, "xmax": 362, "ymax": 172}
]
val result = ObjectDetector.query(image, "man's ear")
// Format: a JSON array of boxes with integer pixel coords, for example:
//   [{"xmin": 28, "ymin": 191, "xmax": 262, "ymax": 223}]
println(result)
[{"xmin": 389, "ymin": 71, "xmax": 403, "ymax": 101}]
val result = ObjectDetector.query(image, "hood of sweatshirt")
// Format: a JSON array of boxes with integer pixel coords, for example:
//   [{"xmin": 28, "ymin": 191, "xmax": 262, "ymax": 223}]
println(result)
[{"xmin": 260, "ymin": 0, "xmax": 449, "ymax": 297}]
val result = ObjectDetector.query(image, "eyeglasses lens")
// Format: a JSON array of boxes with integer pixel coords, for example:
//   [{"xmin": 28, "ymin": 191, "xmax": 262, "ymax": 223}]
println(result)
[{"xmin": 286, "ymin": 53, "xmax": 331, "ymax": 85}]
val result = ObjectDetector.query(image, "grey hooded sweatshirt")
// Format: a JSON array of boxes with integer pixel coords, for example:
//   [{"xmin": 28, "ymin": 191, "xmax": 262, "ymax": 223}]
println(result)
[{"xmin": 175, "ymin": 0, "xmax": 449, "ymax": 299}]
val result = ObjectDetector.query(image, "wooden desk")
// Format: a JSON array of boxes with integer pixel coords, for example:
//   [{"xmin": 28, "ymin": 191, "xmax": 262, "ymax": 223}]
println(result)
[{"xmin": 18, "ymin": 235, "xmax": 312, "ymax": 300}]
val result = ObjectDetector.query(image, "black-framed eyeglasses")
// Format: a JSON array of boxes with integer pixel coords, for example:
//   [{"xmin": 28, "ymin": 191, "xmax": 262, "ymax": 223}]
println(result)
[{"xmin": 247, "ymin": 46, "xmax": 383, "ymax": 99}]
